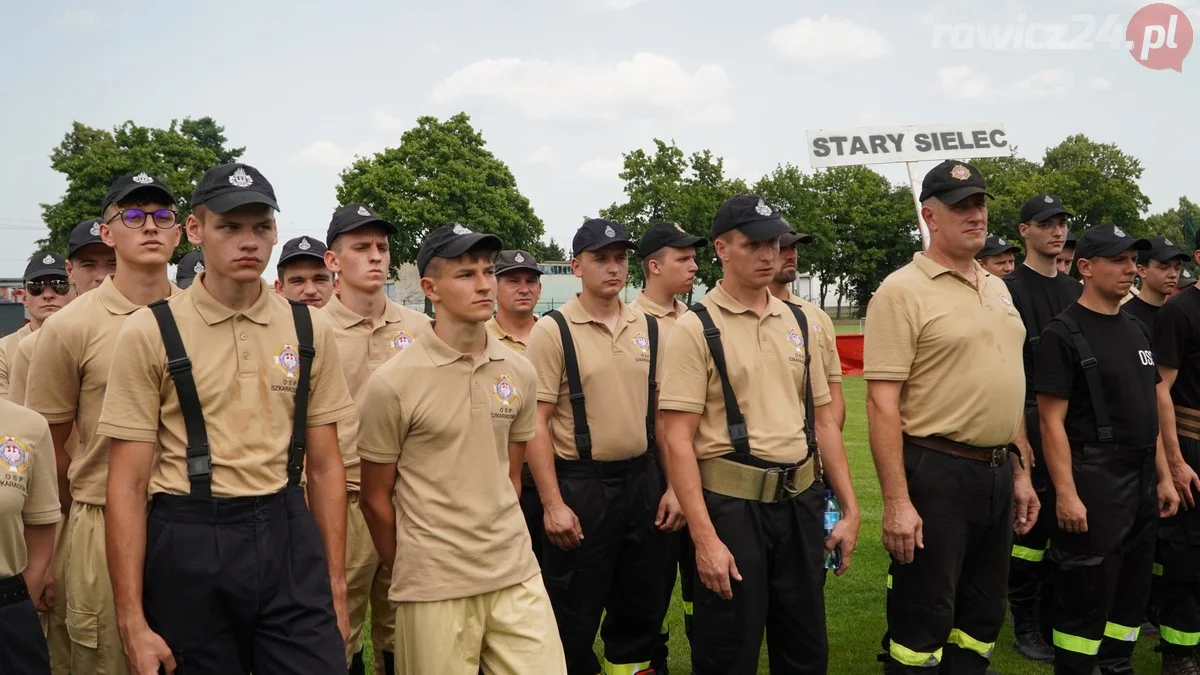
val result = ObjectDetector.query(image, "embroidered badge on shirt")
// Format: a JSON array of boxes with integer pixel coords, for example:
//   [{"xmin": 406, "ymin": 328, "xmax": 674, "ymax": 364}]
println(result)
[
  {"xmin": 633, "ymin": 332, "xmax": 650, "ymax": 354},
  {"xmin": 391, "ymin": 330, "xmax": 414, "ymax": 352},
  {"xmin": 131, "ymin": 172, "xmax": 153, "ymax": 184},
  {"xmin": 492, "ymin": 374, "xmax": 518, "ymax": 406},
  {"xmin": 228, "ymin": 167, "xmax": 254, "ymax": 188},
  {"xmin": 274, "ymin": 344, "xmax": 300, "ymax": 378},
  {"xmin": 999, "ymin": 294, "xmax": 1013, "ymax": 307},
  {"xmin": 787, "ymin": 328, "xmax": 805, "ymax": 353},
  {"xmin": 0, "ymin": 437, "xmax": 28, "ymax": 474}
]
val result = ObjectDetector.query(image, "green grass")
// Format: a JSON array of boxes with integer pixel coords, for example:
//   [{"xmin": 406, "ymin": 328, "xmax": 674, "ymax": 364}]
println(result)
[{"xmin": 361, "ymin": 376, "xmax": 1161, "ymax": 673}]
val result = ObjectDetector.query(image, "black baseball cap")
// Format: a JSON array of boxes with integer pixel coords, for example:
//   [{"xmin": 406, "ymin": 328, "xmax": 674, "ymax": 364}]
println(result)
[
  {"xmin": 24, "ymin": 251, "xmax": 68, "ymax": 281},
  {"xmin": 1139, "ymin": 235, "xmax": 1190, "ymax": 265},
  {"xmin": 573, "ymin": 219, "xmax": 636, "ymax": 257},
  {"xmin": 1064, "ymin": 231, "xmax": 1078, "ymax": 248},
  {"xmin": 975, "ymin": 235, "xmax": 1021, "ymax": 259},
  {"xmin": 494, "ymin": 249, "xmax": 541, "ymax": 276},
  {"xmin": 1019, "ymin": 194, "xmax": 1073, "ymax": 224},
  {"xmin": 176, "ymin": 250, "xmax": 204, "ymax": 288},
  {"xmin": 780, "ymin": 229, "xmax": 814, "ymax": 247},
  {"xmin": 711, "ymin": 195, "xmax": 791, "ymax": 241},
  {"xmin": 918, "ymin": 160, "xmax": 994, "ymax": 205},
  {"xmin": 637, "ymin": 221, "xmax": 708, "ymax": 258},
  {"xmin": 191, "ymin": 163, "xmax": 279, "ymax": 214},
  {"xmin": 1180, "ymin": 268, "xmax": 1197, "ymax": 290},
  {"xmin": 101, "ymin": 172, "xmax": 176, "ymax": 213},
  {"xmin": 325, "ymin": 203, "xmax": 397, "ymax": 247},
  {"xmin": 67, "ymin": 218, "xmax": 107, "ymax": 259},
  {"xmin": 1074, "ymin": 224, "xmax": 1150, "ymax": 260},
  {"xmin": 279, "ymin": 236, "xmax": 329, "ymax": 267},
  {"xmin": 417, "ymin": 223, "xmax": 503, "ymax": 276}
]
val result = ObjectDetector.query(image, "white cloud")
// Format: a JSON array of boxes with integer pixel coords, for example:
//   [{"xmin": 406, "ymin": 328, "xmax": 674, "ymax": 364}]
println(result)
[
  {"xmin": 528, "ymin": 146, "xmax": 558, "ymax": 167},
  {"xmin": 60, "ymin": 9, "xmax": 97, "ymax": 27},
  {"xmin": 939, "ymin": 66, "xmax": 1088, "ymax": 101},
  {"xmin": 292, "ymin": 140, "xmax": 382, "ymax": 169},
  {"xmin": 937, "ymin": 66, "xmax": 996, "ymax": 100},
  {"xmin": 1085, "ymin": 76, "xmax": 1112, "ymax": 91},
  {"xmin": 373, "ymin": 111, "xmax": 407, "ymax": 133},
  {"xmin": 769, "ymin": 16, "xmax": 890, "ymax": 61},
  {"xmin": 597, "ymin": 0, "xmax": 650, "ymax": 7},
  {"xmin": 578, "ymin": 157, "xmax": 624, "ymax": 181},
  {"xmin": 1010, "ymin": 68, "xmax": 1075, "ymax": 99},
  {"xmin": 432, "ymin": 53, "xmax": 734, "ymax": 124}
]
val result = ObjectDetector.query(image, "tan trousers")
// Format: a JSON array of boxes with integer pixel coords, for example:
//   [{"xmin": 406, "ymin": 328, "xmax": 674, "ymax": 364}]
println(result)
[
  {"xmin": 38, "ymin": 518, "xmax": 72, "ymax": 675},
  {"xmin": 394, "ymin": 574, "xmax": 567, "ymax": 675},
  {"xmin": 65, "ymin": 503, "xmax": 129, "ymax": 674},
  {"xmin": 345, "ymin": 493, "xmax": 381, "ymax": 663}
]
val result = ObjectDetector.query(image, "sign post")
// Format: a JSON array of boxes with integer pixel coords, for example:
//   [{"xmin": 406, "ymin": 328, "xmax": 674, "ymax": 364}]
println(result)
[{"xmin": 805, "ymin": 122, "xmax": 1013, "ymax": 250}]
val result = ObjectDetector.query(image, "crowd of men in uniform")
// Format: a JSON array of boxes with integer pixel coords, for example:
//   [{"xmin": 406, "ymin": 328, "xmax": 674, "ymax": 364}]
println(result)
[{"xmin": 0, "ymin": 157, "xmax": 1197, "ymax": 675}]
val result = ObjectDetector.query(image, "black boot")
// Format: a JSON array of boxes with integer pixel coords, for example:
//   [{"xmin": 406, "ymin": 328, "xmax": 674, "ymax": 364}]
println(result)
[
  {"xmin": 348, "ymin": 649, "xmax": 365, "ymax": 675},
  {"xmin": 1011, "ymin": 610, "xmax": 1055, "ymax": 662},
  {"xmin": 383, "ymin": 650, "xmax": 396, "ymax": 675},
  {"xmin": 1161, "ymin": 652, "xmax": 1200, "ymax": 675}
]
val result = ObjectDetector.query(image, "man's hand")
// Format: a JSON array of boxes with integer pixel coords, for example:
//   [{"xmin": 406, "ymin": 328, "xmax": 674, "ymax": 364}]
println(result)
[
  {"xmin": 35, "ymin": 567, "xmax": 54, "ymax": 613},
  {"xmin": 544, "ymin": 502, "xmax": 583, "ymax": 551},
  {"xmin": 827, "ymin": 512, "xmax": 860, "ymax": 576},
  {"xmin": 1057, "ymin": 492, "xmax": 1088, "ymax": 534},
  {"xmin": 1160, "ymin": 478, "xmax": 1181, "ymax": 519},
  {"xmin": 1013, "ymin": 472, "xmax": 1041, "ymax": 536},
  {"xmin": 694, "ymin": 534, "xmax": 741, "ymax": 600},
  {"xmin": 882, "ymin": 500, "xmax": 923, "ymax": 564},
  {"xmin": 655, "ymin": 487, "xmax": 686, "ymax": 533},
  {"xmin": 1170, "ymin": 459, "xmax": 1200, "ymax": 510},
  {"xmin": 120, "ymin": 622, "xmax": 175, "ymax": 675}
]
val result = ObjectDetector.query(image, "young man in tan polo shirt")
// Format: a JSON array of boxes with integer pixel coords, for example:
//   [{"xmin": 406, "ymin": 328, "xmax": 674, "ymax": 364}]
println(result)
[
  {"xmin": 99, "ymin": 163, "xmax": 355, "ymax": 675},
  {"xmin": 320, "ymin": 202, "xmax": 430, "ymax": 675},
  {"xmin": 0, "ymin": 252, "xmax": 73, "ymax": 400},
  {"xmin": 66, "ymin": 217, "xmax": 117, "ymax": 295},
  {"xmin": 661, "ymin": 195, "xmax": 859, "ymax": 674},
  {"xmin": 26, "ymin": 173, "xmax": 180, "ymax": 675},
  {"xmin": 358, "ymin": 223, "xmax": 566, "ymax": 674},
  {"xmin": 0, "ymin": 398, "xmax": 61, "ymax": 674},
  {"xmin": 276, "ymin": 235, "xmax": 335, "ymax": 309},
  {"xmin": 487, "ymin": 248, "xmax": 542, "ymax": 354},
  {"xmin": 633, "ymin": 219, "xmax": 708, "ymax": 674},
  {"xmin": 865, "ymin": 161, "xmax": 1037, "ymax": 674},
  {"xmin": 525, "ymin": 218, "xmax": 681, "ymax": 675}
]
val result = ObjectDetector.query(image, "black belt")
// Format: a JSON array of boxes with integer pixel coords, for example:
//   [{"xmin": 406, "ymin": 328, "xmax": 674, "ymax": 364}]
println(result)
[
  {"xmin": 903, "ymin": 434, "xmax": 1018, "ymax": 468},
  {"xmin": 554, "ymin": 453, "xmax": 652, "ymax": 479},
  {"xmin": 0, "ymin": 575, "xmax": 30, "ymax": 608}
]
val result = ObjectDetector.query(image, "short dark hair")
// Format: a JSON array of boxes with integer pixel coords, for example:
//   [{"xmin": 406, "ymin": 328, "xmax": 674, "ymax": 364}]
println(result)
[{"xmin": 640, "ymin": 248, "xmax": 667, "ymax": 279}]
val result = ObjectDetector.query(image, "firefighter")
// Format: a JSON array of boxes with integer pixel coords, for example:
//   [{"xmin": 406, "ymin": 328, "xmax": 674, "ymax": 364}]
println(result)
[
  {"xmin": 1124, "ymin": 236, "xmax": 1190, "ymax": 329},
  {"xmin": 976, "ymin": 235, "xmax": 1020, "ymax": 278}
]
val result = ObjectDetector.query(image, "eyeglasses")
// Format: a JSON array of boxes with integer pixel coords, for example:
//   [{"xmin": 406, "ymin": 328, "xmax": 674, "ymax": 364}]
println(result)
[
  {"xmin": 26, "ymin": 279, "xmax": 71, "ymax": 296},
  {"xmin": 106, "ymin": 208, "xmax": 178, "ymax": 229}
]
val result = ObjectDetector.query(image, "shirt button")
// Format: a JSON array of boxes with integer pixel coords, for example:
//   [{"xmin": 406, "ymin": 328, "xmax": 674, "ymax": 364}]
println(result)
[
  {"xmin": 239, "ymin": 333, "xmax": 248, "ymax": 341},
  {"xmin": 236, "ymin": 315, "xmax": 245, "ymax": 322},
  {"xmin": 242, "ymin": 352, "xmax": 250, "ymax": 360}
]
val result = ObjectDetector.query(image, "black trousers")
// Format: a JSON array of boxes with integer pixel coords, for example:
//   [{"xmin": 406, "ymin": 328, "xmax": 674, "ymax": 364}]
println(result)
[
  {"xmin": 542, "ymin": 454, "xmax": 668, "ymax": 675},
  {"xmin": 1008, "ymin": 406, "xmax": 1055, "ymax": 637},
  {"xmin": 143, "ymin": 486, "xmax": 345, "ymax": 674},
  {"xmin": 1157, "ymin": 435, "xmax": 1200, "ymax": 656},
  {"xmin": 1049, "ymin": 444, "xmax": 1156, "ymax": 675},
  {"xmin": 0, "ymin": 575, "xmax": 49, "ymax": 675},
  {"xmin": 520, "ymin": 468, "xmax": 545, "ymax": 564},
  {"xmin": 692, "ymin": 481, "xmax": 827, "ymax": 675},
  {"xmin": 883, "ymin": 444, "xmax": 1014, "ymax": 674}
]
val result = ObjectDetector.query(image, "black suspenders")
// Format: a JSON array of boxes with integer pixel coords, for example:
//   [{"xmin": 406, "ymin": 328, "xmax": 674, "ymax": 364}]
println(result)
[
  {"xmin": 149, "ymin": 298, "xmax": 315, "ymax": 497},
  {"xmin": 547, "ymin": 310, "xmax": 659, "ymax": 461},
  {"xmin": 1052, "ymin": 312, "xmax": 1114, "ymax": 443},
  {"xmin": 691, "ymin": 301, "xmax": 819, "ymax": 466}
]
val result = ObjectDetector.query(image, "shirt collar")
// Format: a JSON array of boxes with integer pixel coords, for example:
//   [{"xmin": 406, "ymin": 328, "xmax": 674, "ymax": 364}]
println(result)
[
  {"xmin": 421, "ymin": 327, "xmax": 510, "ymax": 367},
  {"xmin": 912, "ymin": 252, "xmax": 987, "ymax": 284},
  {"xmin": 324, "ymin": 294, "xmax": 409, "ymax": 329},
  {"xmin": 188, "ymin": 275, "xmax": 274, "ymax": 326},
  {"xmin": 96, "ymin": 276, "xmax": 141, "ymax": 316},
  {"xmin": 708, "ymin": 281, "xmax": 783, "ymax": 317},
  {"xmin": 635, "ymin": 293, "xmax": 685, "ymax": 319},
  {"xmin": 561, "ymin": 293, "xmax": 639, "ymax": 326}
]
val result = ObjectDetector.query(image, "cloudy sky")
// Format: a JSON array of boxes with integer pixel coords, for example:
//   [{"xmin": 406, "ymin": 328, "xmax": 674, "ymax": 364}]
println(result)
[{"xmin": 0, "ymin": 0, "xmax": 1195, "ymax": 277}]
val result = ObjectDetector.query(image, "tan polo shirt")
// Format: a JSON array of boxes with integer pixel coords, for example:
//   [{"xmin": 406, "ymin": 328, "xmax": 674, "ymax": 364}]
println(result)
[
  {"xmin": 0, "ymin": 398, "xmax": 61, "ymax": 578},
  {"xmin": 631, "ymin": 293, "xmax": 688, "ymax": 341},
  {"xmin": 7, "ymin": 331, "xmax": 38, "ymax": 406},
  {"xmin": 97, "ymin": 277, "xmax": 356, "ymax": 497},
  {"xmin": 864, "ymin": 252, "xmax": 1026, "ymax": 447},
  {"xmin": 526, "ymin": 295, "xmax": 665, "ymax": 461},
  {"xmin": 320, "ymin": 294, "xmax": 431, "ymax": 491},
  {"xmin": 26, "ymin": 277, "xmax": 179, "ymax": 506},
  {"xmin": 485, "ymin": 316, "xmax": 530, "ymax": 354},
  {"xmin": 660, "ymin": 282, "xmax": 831, "ymax": 464},
  {"xmin": 0, "ymin": 324, "xmax": 33, "ymax": 400},
  {"xmin": 358, "ymin": 331, "xmax": 539, "ymax": 603},
  {"xmin": 787, "ymin": 293, "xmax": 843, "ymax": 384}
]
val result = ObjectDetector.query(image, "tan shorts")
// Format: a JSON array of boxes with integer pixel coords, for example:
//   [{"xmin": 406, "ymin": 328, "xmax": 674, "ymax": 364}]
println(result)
[
  {"xmin": 65, "ymin": 502, "xmax": 129, "ymax": 675},
  {"xmin": 345, "ymin": 493, "xmax": 380, "ymax": 662},
  {"xmin": 394, "ymin": 574, "xmax": 566, "ymax": 675}
]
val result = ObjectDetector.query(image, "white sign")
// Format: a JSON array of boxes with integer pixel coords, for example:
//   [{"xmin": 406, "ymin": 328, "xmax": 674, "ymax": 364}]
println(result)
[{"xmin": 806, "ymin": 123, "xmax": 1011, "ymax": 168}]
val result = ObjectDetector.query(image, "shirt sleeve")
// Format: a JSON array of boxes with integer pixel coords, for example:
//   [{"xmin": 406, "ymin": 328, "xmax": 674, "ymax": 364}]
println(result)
[
  {"xmin": 26, "ymin": 322, "xmax": 81, "ymax": 424},
  {"xmin": 1153, "ymin": 302, "xmax": 1189, "ymax": 369},
  {"xmin": 863, "ymin": 286, "xmax": 917, "ymax": 381},
  {"xmin": 526, "ymin": 316, "xmax": 565, "ymax": 405},
  {"xmin": 0, "ymin": 335, "xmax": 12, "ymax": 400},
  {"xmin": 807, "ymin": 327, "xmax": 832, "ymax": 407},
  {"xmin": 96, "ymin": 311, "xmax": 164, "ymax": 443},
  {"xmin": 1032, "ymin": 323, "xmax": 1075, "ymax": 400},
  {"xmin": 306, "ymin": 312, "xmax": 356, "ymax": 427},
  {"xmin": 814, "ymin": 306, "xmax": 842, "ymax": 383},
  {"xmin": 357, "ymin": 367, "xmax": 406, "ymax": 465},
  {"xmin": 23, "ymin": 417, "xmax": 62, "ymax": 526},
  {"xmin": 8, "ymin": 333, "xmax": 37, "ymax": 406},
  {"xmin": 510, "ymin": 358, "xmax": 538, "ymax": 443},
  {"xmin": 659, "ymin": 313, "xmax": 708, "ymax": 414}
]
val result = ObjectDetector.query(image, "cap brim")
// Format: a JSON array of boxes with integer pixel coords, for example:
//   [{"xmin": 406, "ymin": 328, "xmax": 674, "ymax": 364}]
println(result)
[
  {"xmin": 338, "ymin": 218, "xmax": 399, "ymax": 238},
  {"xmin": 780, "ymin": 232, "xmax": 814, "ymax": 247},
  {"xmin": 738, "ymin": 217, "xmax": 793, "ymax": 243},
  {"xmin": 1150, "ymin": 251, "xmax": 1191, "ymax": 263},
  {"xmin": 1080, "ymin": 238, "xmax": 1152, "ymax": 259},
  {"xmin": 1027, "ymin": 206, "xmax": 1073, "ymax": 224},
  {"xmin": 577, "ymin": 239, "xmax": 638, "ymax": 255},
  {"xmin": 67, "ymin": 239, "xmax": 108, "ymax": 259},
  {"xmin": 638, "ymin": 233, "xmax": 709, "ymax": 257},
  {"xmin": 977, "ymin": 245, "xmax": 1021, "ymax": 258},
  {"xmin": 496, "ymin": 263, "xmax": 543, "ymax": 276},
  {"xmin": 938, "ymin": 186, "xmax": 995, "ymax": 206},
  {"xmin": 278, "ymin": 251, "xmax": 327, "ymax": 266},
  {"xmin": 105, "ymin": 185, "xmax": 176, "ymax": 211},
  {"xmin": 24, "ymin": 267, "xmax": 68, "ymax": 281},
  {"xmin": 202, "ymin": 190, "xmax": 280, "ymax": 214},
  {"xmin": 439, "ymin": 232, "xmax": 504, "ymax": 259}
]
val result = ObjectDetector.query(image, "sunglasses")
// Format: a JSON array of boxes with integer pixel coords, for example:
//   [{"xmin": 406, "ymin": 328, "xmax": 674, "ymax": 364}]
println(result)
[
  {"xmin": 105, "ymin": 208, "xmax": 178, "ymax": 229},
  {"xmin": 26, "ymin": 279, "xmax": 71, "ymax": 296}
]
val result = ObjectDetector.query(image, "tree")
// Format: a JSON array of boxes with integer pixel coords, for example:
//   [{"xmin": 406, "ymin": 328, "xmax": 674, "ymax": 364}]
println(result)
[
  {"xmin": 532, "ymin": 238, "xmax": 568, "ymax": 262},
  {"xmin": 1042, "ymin": 134, "xmax": 1149, "ymax": 234},
  {"xmin": 600, "ymin": 139, "xmax": 749, "ymax": 297},
  {"xmin": 38, "ymin": 117, "xmax": 244, "ymax": 258},
  {"xmin": 754, "ymin": 164, "xmax": 833, "ymax": 305},
  {"xmin": 1143, "ymin": 197, "xmax": 1199, "ymax": 278}
]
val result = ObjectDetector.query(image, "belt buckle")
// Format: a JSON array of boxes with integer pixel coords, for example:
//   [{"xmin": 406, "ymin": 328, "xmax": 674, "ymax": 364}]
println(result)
[
  {"xmin": 990, "ymin": 447, "xmax": 1006, "ymax": 467},
  {"xmin": 767, "ymin": 466, "xmax": 801, "ymax": 502}
]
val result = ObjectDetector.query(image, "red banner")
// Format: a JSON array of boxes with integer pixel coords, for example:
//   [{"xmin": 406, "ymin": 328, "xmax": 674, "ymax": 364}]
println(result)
[{"xmin": 836, "ymin": 334, "xmax": 864, "ymax": 376}]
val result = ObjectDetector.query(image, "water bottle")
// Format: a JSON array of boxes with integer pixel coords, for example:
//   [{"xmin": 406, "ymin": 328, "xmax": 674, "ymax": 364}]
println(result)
[{"xmin": 823, "ymin": 487, "xmax": 842, "ymax": 571}]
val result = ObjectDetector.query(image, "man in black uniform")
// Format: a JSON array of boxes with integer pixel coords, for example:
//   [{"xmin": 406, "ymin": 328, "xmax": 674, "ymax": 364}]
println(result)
[
  {"xmin": 1034, "ymin": 224, "xmax": 1179, "ymax": 674},
  {"xmin": 1058, "ymin": 232, "xmax": 1079, "ymax": 277},
  {"xmin": 1004, "ymin": 194, "xmax": 1083, "ymax": 662},
  {"xmin": 1125, "ymin": 236, "xmax": 1190, "ymax": 329},
  {"xmin": 977, "ymin": 235, "xmax": 1020, "ymax": 278},
  {"xmin": 1153, "ymin": 232, "xmax": 1200, "ymax": 673}
]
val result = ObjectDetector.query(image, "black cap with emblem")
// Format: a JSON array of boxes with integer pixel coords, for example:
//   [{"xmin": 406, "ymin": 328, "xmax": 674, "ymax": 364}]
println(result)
[
  {"xmin": 417, "ymin": 224, "xmax": 504, "ymax": 277},
  {"xmin": 24, "ymin": 251, "xmax": 68, "ymax": 281},
  {"xmin": 637, "ymin": 222, "xmax": 708, "ymax": 258},
  {"xmin": 191, "ymin": 163, "xmax": 279, "ymax": 214},
  {"xmin": 494, "ymin": 250, "xmax": 541, "ymax": 276},
  {"xmin": 102, "ymin": 172, "xmax": 177, "ymax": 213},
  {"xmin": 1073, "ymin": 224, "xmax": 1150, "ymax": 260},
  {"xmin": 279, "ymin": 236, "xmax": 329, "ymax": 267},
  {"xmin": 1139, "ymin": 235, "xmax": 1190, "ymax": 265},
  {"xmin": 325, "ymin": 203, "xmax": 398, "ymax": 248},
  {"xmin": 711, "ymin": 195, "xmax": 791, "ymax": 241},
  {"xmin": 573, "ymin": 218, "xmax": 636, "ymax": 257},
  {"xmin": 919, "ymin": 160, "xmax": 994, "ymax": 205},
  {"xmin": 780, "ymin": 228, "xmax": 814, "ymax": 248},
  {"xmin": 67, "ymin": 218, "xmax": 107, "ymax": 259},
  {"xmin": 975, "ymin": 235, "xmax": 1021, "ymax": 259},
  {"xmin": 176, "ymin": 250, "xmax": 205, "ymax": 289},
  {"xmin": 1180, "ymin": 268, "xmax": 1197, "ymax": 290},
  {"xmin": 1019, "ymin": 194, "xmax": 1073, "ymax": 224}
]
